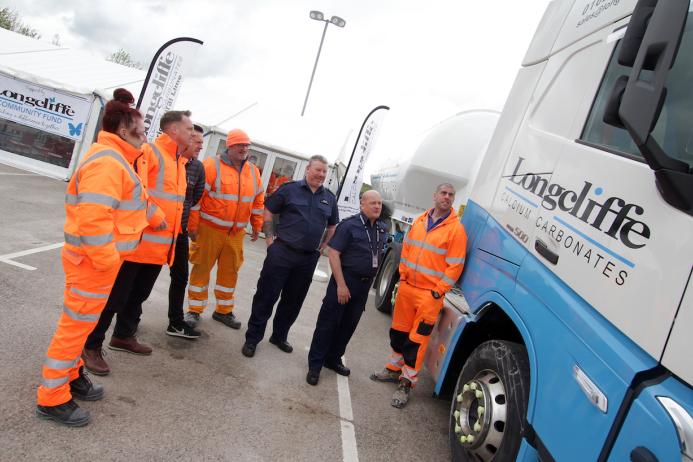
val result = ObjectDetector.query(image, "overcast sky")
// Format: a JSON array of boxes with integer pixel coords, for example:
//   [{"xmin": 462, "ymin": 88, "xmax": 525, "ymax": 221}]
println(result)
[{"xmin": 10, "ymin": 0, "xmax": 549, "ymax": 172}]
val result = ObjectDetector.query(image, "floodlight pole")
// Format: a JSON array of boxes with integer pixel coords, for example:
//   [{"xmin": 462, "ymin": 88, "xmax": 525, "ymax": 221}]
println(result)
[{"xmin": 301, "ymin": 12, "xmax": 345, "ymax": 117}]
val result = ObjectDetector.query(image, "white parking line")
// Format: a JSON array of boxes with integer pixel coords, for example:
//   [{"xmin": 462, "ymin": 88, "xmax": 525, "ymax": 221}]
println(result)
[
  {"xmin": 338, "ymin": 357, "xmax": 359, "ymax": 462},
  {"xmin": 0, "ymin": 242, "xmax": 63, "ymax": 270}
]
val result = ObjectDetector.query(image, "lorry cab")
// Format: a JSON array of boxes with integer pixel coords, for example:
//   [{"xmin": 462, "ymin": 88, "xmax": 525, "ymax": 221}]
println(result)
[{"xmin": 427, "ymin": 0, "xmax": 693, "ymax": 460}]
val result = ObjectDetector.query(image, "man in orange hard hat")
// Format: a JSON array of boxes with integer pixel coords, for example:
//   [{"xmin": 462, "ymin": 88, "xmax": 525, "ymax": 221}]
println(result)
[
  {"xmin": 184, "ymin": 128, "xmax": 264, "ymax": 330},
  {"xmin": 370, "ymin": 183, "xmax": 467, "ymax": 409}
]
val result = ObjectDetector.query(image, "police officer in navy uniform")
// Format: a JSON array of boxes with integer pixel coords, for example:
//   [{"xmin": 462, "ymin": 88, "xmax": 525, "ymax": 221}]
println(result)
[
  {"xmin": 306, "ymin": 190, "xmax": 387, "ymax": 385},
  {"xmin": 242, "ymin": 155, "xmax": 339, "ymax": 358}
]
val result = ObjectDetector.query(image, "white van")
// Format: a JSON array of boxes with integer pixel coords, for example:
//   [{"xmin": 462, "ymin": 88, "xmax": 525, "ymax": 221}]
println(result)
[{"xmin": 425, "ymin": 0, "xmax": 693, "ymax": 460}]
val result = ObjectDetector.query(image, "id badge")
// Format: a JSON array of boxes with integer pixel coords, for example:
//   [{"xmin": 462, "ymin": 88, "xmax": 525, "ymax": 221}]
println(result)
[{"xmin": 372, "ymin": 253, "xmax": 379, "ymax": 268}]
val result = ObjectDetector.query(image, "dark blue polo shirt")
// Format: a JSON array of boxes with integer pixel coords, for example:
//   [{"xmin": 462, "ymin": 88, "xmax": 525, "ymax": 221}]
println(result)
[
  {"xmin": 328, "ymin": 212, "xmax": 388, "ymax": 278},
  {"xmin": 266, "ymin": 179, "xmax": 339, "ymax": 251}
]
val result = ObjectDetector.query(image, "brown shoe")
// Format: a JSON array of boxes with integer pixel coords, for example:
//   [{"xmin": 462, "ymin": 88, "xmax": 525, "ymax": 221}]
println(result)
[
  {"xmin": 108, "ymin": 336, "xmax": 152, "ymax": 355},
  {"xmin": 82, "ymin": 348, "xmax": 110, "ymax": 376}
]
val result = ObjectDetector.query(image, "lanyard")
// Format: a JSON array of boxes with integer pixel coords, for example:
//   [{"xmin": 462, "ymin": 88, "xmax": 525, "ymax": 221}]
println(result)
[{"xmin": 359, "ymin": 214, "xmax": 380, "ymax": 256}]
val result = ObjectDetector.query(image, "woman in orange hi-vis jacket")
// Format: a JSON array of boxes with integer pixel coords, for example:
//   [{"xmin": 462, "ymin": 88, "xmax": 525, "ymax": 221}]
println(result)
[
  {"xmin": 81, "ymin": 111, "xmax": 191, "ymax": 375},
  {"xmin": 36, "ymin": 89, "xmax": 165, "ymax": 427},
  {"xmin": 184, "ymin": 129, "xmax": 265, "ymax": 330},
  {"xmin": 370, "ymin": 183, "xmax": 467, "ymax": 409}
]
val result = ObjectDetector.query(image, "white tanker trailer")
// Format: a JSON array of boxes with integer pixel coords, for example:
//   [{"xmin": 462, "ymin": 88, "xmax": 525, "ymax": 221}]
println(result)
[{"xmin": 370, "ymin": 109, "xmax": 499, "ymax": 313}]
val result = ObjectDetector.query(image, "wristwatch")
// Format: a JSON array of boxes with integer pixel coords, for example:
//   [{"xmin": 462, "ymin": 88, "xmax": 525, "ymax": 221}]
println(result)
[{"xmin": 431, "ymin": 290, "xmax": 442, "ymax": 299}]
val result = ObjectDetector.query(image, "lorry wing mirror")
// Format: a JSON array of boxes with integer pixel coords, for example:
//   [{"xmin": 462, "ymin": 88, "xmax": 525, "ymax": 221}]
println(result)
[
  {"xmin": 603, "ymin": 76, "xmax": 628, "ymax": 129},
  {"xmin": 619, "ymin": 0, "xmax": 688, "ymax": 147},
  {"xmin": 607, "ymin": 0, "xmax": 693, "ymax": 214},
  {"xmin": 618, "ymin": 0, "xmax": 657, "ymax": 68}
]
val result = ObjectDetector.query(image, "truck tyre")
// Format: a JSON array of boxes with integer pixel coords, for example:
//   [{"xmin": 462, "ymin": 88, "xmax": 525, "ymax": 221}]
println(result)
[
  {"xmin": 449, "ymin": 340, "xmax": 530, "ymax": 462},
  {"xmin": 374, "ymin": 250, "xmax": 399, "ymax": 314}
]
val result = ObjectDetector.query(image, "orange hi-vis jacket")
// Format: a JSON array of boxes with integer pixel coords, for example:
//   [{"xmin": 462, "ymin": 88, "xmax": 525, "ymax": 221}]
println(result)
[
  {"xmin": 63, "ymin": 131, "xmax": 165, "ymax": 270},
  {"xmin": 399, "ymin": 209, "xmax": 467, "ymax": 294},
  {"xmin": 188, "ymin": 155, "xmax": 265, "ymax": 234},
  {"xmin": 127, "ymin": 133, "xmax": 187, "ymax": 266}
]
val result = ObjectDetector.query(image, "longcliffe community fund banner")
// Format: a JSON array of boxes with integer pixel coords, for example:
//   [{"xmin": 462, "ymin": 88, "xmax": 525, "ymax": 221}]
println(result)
[
  {"xmin": 137, "ymin": 37, "xmax": 203, "ymax": 142},
  {"xmin": 0, "ymin": 73, "xmax": 92, "ymax": 141},
  {"xmin": 337, "ymin": 105, "xmax": 389, "ymax": 218}
]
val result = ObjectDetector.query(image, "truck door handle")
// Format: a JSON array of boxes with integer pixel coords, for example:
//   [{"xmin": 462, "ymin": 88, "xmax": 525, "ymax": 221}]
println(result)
[{"xmin": 535, "ymin": 239, "xmax": 559, "ymax": 265}]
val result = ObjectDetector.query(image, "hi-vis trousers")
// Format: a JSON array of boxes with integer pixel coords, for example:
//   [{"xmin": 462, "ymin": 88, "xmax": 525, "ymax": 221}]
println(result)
[
  {"xmin": 37, "ymin": 249, "xmax": 120, "ymax": 406},
  {"xmin": 385, "ymin": 281, "xmax": 444, "ymax": 386},
  {"xmin": 188, "ymin": 221, "xmax": 245, "ymax": 315}
]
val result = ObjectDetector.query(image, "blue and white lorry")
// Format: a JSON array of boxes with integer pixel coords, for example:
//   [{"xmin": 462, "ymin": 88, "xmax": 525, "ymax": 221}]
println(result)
[{"xmin": 422, "ymin": 0, "xmax": 693, "ymax": 460}]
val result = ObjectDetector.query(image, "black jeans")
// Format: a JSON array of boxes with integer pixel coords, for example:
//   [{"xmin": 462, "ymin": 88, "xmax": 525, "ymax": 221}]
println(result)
[
  {"xmin": 168, "ymin": 233, "xmax": 189, "ymax": 326},
  {"xmin": 308, "ymin": 273, "xmax": 371, "ymax": 371},
  {"xmin": 85, "ymin": 260, "xmax": 162, "ymax": 349},
  {"xmin": 245, "ymin": 241, "xmax": 320, "ymax": 345}
]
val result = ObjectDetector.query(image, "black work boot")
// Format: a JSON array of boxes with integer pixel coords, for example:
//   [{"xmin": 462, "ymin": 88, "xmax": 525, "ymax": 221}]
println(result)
[
  {"xmin": 70, "ymin": 367, "xmax": 104, "ymax": 401},
  {"xmin": 36, "ymin": 399, "xmax": 90, "ymax": 427}
]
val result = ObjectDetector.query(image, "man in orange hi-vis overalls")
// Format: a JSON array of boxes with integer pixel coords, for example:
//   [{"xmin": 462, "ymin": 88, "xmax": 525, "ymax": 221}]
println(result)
[
  {"xmin": 184, "ymin": 129, "xmax": 265, "ymax": 330},
  {"xmin": 36, "ymin": 89, "xmax": 165, "ymax": 427},
  {"xmin": 370, "ymin": 183, "xmax": 467, "ymax": 409}
]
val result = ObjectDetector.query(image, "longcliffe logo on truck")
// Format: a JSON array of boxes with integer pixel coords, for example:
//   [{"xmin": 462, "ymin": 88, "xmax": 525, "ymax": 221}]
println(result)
[
  {"xmin": 0, "ymin": 90, "xmax": 76, "ymax": 117},
  {"xmin": 509, "ymin": 157, "xmax": 650, "ymax": 249}
]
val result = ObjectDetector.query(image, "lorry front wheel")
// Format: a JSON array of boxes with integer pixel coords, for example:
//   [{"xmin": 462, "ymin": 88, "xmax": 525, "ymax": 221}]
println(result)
[
  {"xmin": 374, "ymin": 251, "xmax": 399, "ymax": 314},
  {"xmin": 449, "ymin": 340, "xmax": 530, "ymax": 462}
]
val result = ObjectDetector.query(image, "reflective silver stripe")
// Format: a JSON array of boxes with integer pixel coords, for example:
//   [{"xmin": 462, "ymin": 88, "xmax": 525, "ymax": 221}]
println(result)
[
  {"xmin": 442, "ymin": 275, "xmax": 457, "ymax": 286},
  {"xmin": 215, "ymin": 285, "xmax": 235, "ymax": 293},
  {"xmin": 251, "ymin": 209, "xmax": 263, "ymax": 215},
  {"xmin": 83, "ymin": 233, "xmax": 114, "ymax": 246},
  {"xmin": 65, "ymin": 231, "xmax": 113, "ymax": 247},
  {"xmin": 217, "ymin": 299, "xmax": 234, "ymax": 306},
  {"xmin": 146, "ymin": 202, "xmax": 159, "ymax": 220},
  {"xmin": 189, "ymin": 285, "xmax": 208, "ymax": 293},
  {"xmin": 75, "ymin": 149, "xmax": 143, "ymax": 202},
  {"xmin": 404, "ymin": 237, "xmax": 447, "ymax": 255},
  {"xmin": 42, "ymin": 375, "xmax": 70, "ymax": 389},
  {"xmin": 65, "ymin": 192, "xmax": 119, "ymax": 208},
  {"xmin": 44, "ymin": 356, "xmax": 80, "ymax": 370},
  {"xmin": 148, "ymin": 143, "xmax": 185, "ymax": 203},
  {"xmin": 209, "ymin": 191, "xmax": 239, "ymax": 201},
  {"xmin": 149, "ymin": 189, "xmax": 185, "ymax": 202},
  {"xmin": 116, "ymin": 240, "xmax": 139, "ymax": 251},
  {"xmin": 235, "ymin": 221, "xmax": 248, "ymax": 228},
  {"xmin": 64, "ymin": 233, "xmax": 81, "ymax": 246},
  {"xmin": 119, "ymin": 199, "xmax": 147, "ymax": 211},
  {"xmin": 214, "ymin": 156, "xmax": 222, "ymax": 192},
  {"xmin": 200, "ymin": 212, "xmax": 234, "ymax": 227},
  {"xmin": 191, "ymin": 204, "xmax": 201, "ymax": 211},
  {"xmin": 63, "ymin": 304, "xmax": 100, "ymax": 322},
  {"xmin": 240, "ymin": 196, "xmax": 254, "ymax": 203},
  {"xmin": 189, "ymin": 300, "xmax": 207, "ymax": 306},
  {"xmin": 445, "ymin": 257, "xmax": 466, "ymax": 264},
  {"xmin": 400, "ymin": 258, "xmax": 446, "ymax": 279},
  {"xmin": 204, "ymin": 183, "xmax": 212, "ymax": 191},
  {"xmin": 249, "ymin": 162, "xmax": 259, "ymax": 197},
  {"xmin": 149, "ymin": 143, "xmax": 166, "ymax": 192},
  {"xmin": 70, "ymin": 287, "xmax": 109, "ymax": 299},
  {"xmin": 141, "ymin": 233, "xmax": 173, "ymax": 245}
]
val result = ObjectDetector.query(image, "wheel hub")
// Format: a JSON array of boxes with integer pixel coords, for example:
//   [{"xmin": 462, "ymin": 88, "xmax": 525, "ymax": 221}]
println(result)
[{"xmin": 452, "ymin": 370, "xmax": 507, "ymax": 461}]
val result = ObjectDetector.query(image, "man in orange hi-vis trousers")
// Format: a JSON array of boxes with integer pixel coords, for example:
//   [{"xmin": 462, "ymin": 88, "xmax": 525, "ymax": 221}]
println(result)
[
  {"xmin": 184, "ymin": 129, "xmax": 265, "ymax": 330},
  {"xmin": 370, "ymin": 183, "xmax": 467, "ymax": 409},
  {"xmin": 36, "ymin": 89, "xmax": 165, "ymax": 427},
  {"xmin": 81, "ymin": 110, "xmax": 191, "ymax": 376}
]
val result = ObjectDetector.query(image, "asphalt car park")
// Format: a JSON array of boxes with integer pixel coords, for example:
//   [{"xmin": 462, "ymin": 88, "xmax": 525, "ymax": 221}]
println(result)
[{"xmin": 0, "ymin": 163, "xmax": 451, "ymax": 461}]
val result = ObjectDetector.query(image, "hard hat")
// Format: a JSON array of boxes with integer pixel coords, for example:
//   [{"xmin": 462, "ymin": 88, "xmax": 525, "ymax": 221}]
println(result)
[{"xmin": 226, "ymin": 129, "xmax": 250, "ymax": 146}]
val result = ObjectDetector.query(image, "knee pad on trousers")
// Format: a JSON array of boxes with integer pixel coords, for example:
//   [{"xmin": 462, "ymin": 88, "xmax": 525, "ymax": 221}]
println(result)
[
  {"xmin": 401, "ymin": 338, "xmax": 421, "ymax": 368},
  {"xmin": 390, "ymin": 328, "xmax": 409, "ymax": 352}
]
